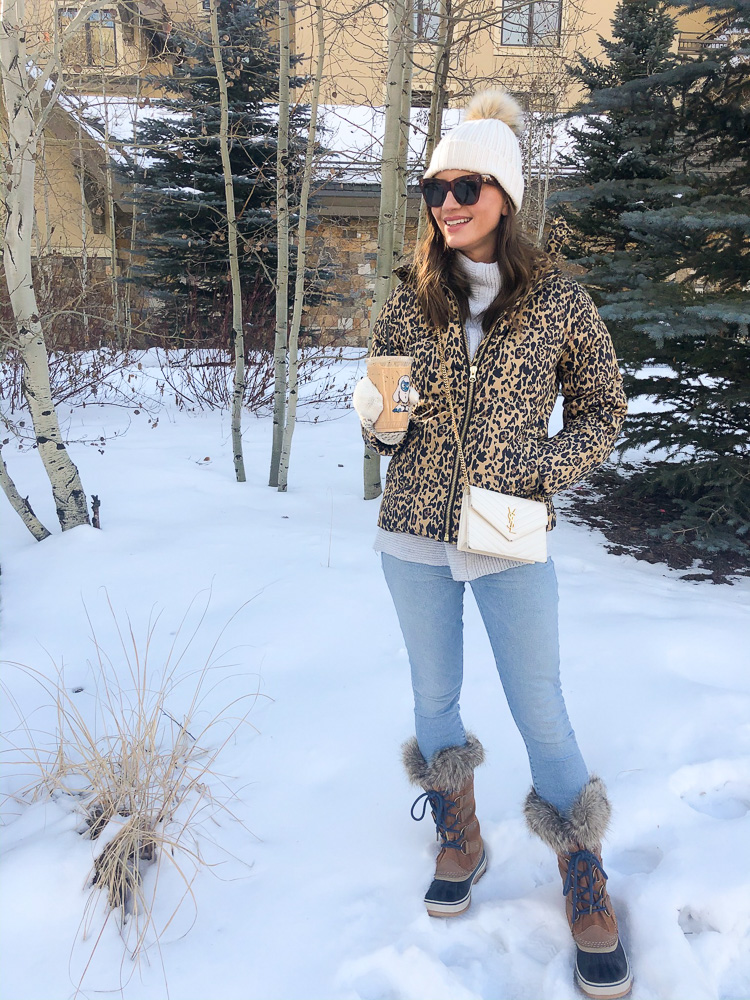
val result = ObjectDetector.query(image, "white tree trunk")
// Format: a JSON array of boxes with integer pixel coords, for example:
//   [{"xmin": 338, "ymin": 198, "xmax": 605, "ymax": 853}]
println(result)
[
  {"xmin": 1, "ymin": 0, "xmax": 90, "ymax": 532},
  {"xmin": 393, "ymin": 0, "xmax": 414, "ymax": 262},
  {"xmin": 277, "ymin": 0, "xmax": 324, "ymax": 493},
  {"xmin": 77, "ymin": 117, "xmax": 91, "ymax": 340},
  {"xmin": 269, "ymin": 0, "xmax": 291, "ymax": 487},
  {"xmin": 364, "ymin": 0, "xmax": 408, "ymax": 502},
  {"xmin": 123, "ymin": 75, "xmax": 141, "ymax": 348},
  {"xmin": 99, "ymin": 86, "xmax": 121, "ymax": 344},
  {"xmin": 0, "ymin": 447, "xmax": 52, "ymax": 540},
  {"xmin": 417, "ymin": 0, "xmax": 451, "ymax": 244},
  {"xmin": 368, "ymin": 0, "xmax": 407, "ymax": 340},
  {"xmin": 37, "ymin": 131, "xmax": 53, "ymax": 301},
  {"xmin": 536, "ymin": 114, "xmax": 556, "ymax": 246},
  {"xmin": 210, "ymin": 0, "xmax": 247, "ymax": 483}
]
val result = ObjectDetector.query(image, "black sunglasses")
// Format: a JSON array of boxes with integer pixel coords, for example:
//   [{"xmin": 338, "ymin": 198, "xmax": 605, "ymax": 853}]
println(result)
[{"xmin": 418, "ymin": 173, "xmax": 498, "ymax": 208}]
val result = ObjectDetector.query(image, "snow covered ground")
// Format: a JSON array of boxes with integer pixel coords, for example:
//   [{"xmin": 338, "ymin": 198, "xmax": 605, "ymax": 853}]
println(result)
[{"xmin": 1, "ymin": 353, "xmax": 749, "ymax": 1000}]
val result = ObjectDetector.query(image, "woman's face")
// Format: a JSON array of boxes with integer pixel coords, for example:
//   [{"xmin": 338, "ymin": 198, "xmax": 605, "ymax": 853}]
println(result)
[{"xmin": 430, "ymin": 170, "xmax": 510, "ymax": 263}]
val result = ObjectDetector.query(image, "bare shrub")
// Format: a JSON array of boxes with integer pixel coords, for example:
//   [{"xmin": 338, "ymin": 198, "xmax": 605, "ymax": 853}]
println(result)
[
  {"xmin": 0, "ymin": 345, "xmax": 147, "ymax": 414},
  {"xmin": 0, "ymin": 257, "xmax": 118, "ymax": 354},
  {"xmin": 0, "ymin": 345, "xmax": 354, "ymax": 451},
  {"xmin": 158, "ymin": 345, "xmax": 354, "ymax": 414}
]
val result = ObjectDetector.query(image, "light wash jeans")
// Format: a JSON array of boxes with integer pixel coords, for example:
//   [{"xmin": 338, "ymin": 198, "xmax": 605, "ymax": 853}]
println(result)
[{"xmin": 381, "ymin": 553, "xmax": 589, "ymax": 816}]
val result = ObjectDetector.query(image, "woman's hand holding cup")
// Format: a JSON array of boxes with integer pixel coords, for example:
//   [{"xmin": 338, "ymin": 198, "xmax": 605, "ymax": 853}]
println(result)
[{"xmin": 353, "ymin": 357, "xmax": 418, "ymax": 445}]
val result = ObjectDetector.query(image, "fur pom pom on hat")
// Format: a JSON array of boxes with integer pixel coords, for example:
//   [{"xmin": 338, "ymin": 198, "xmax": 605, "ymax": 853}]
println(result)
[
  {"xmin": 424, "ymin": 88, "xmax": 525, "ymax": 212},
  {"xmin": 464, "ymin": 89, "xmax": 525, "ymax": 134}
]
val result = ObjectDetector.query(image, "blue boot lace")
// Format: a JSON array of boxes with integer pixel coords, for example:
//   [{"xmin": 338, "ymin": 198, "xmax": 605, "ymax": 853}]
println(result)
[
  {"xmin": 563, "ymin": 849, "xmax": 609, "ymax": 921},
  {"xmin": 411, "ymin": 789, "xmax": 464, "ymax": 851}
]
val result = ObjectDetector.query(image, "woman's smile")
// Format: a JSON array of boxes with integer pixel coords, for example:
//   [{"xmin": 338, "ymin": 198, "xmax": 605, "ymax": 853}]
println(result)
[{"xmin": 443, "ymin": 217, "xmax": 472, "ymax": 229}]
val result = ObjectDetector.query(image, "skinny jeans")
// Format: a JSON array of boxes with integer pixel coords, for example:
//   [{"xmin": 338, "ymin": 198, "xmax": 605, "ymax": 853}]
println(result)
[{"xmin": 381, "ymin": 553, "xmax": 589, "ymax": 816}]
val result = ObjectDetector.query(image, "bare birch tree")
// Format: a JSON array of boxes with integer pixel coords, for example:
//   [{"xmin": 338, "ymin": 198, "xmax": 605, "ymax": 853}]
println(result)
[
  {"xmin": 393, "ymin": 0, "xmax": 415, "ymax": 261},
  {"xmin": 368, "ymin": 0, "xmax": 410, "ymax": 339},
  {"xmin": 269, "ymin": 0, "xmax": 291, "ymax": 487},
  {"xmin": 363, "ymin": 0, "xmax": 414, "ymax": 501},
  {"xmin": 277, "ymin": 0, "xmax": 325, "ymax": 493},
  {"xmin": 76, "ymin": 116, "xmax": 91, "ymax": 341},
  {"xmin": 416, "ymin": 0, "xmax": 455, "ymax": 243},
  {"xmin": 0, "ymin": 0, "xmax": 98, "ymax": 533},
  {"xmin": 123, "ymin": 75, "xmax": 143, "ymax": 349},
  {"xmin": 99, "ymin": 92, "xmax": 121, "ymax": 344},
  {"xmin": 209, "ymin": 0, "xmax": 247, "ymax": 483}
]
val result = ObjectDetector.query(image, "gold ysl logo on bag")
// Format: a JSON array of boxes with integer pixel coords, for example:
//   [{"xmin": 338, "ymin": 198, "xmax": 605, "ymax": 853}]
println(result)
[{"xmin": 507, "ymin": 507, "xmax": 517, "ymax": 533}]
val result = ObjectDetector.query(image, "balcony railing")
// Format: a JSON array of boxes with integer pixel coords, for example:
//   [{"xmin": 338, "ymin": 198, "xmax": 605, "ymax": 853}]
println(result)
[{"xmin": 677, "ymin": 23, "xmax": 744, "ymax": 52}]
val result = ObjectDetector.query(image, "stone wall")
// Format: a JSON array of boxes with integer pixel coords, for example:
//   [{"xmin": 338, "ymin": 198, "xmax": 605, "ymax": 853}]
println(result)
[{"xmin": 302, "ymin": 216, "xmax": 418, "ymax": 348}]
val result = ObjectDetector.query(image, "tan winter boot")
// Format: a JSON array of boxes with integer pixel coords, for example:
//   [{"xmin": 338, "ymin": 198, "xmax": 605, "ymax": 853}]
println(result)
[
  {"xmin": 402, "ymin": 734, "xmax": 487, "ymax": 917},
  {"xmin": 524, "ymin": 777, "xmax": 633, "ymax": 1000}
]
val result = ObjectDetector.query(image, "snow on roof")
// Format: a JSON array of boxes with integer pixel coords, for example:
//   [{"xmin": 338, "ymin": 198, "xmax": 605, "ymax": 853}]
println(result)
[
  {"xmin": 57, "ymin": 93, "xmax": 187, "ymax": 168},
  {"xmin": 54, "ymin": 96, "xmax": 587, "ymax": 182}
]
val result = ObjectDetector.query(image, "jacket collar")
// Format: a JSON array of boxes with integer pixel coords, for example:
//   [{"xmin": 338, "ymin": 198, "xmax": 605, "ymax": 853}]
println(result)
[{"xmin": 393, "ymin": 263, "xmax": 415, "ymax": 286}]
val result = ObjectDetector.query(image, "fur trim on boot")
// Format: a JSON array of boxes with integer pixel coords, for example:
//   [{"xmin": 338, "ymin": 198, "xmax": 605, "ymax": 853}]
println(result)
[
  {"xmin": 402, "ymin": 734, "xmax": 485, "ymax": 791},
  {"xmin": 523, "ymin": 776, "xmax": 611, "ymax": 854}
]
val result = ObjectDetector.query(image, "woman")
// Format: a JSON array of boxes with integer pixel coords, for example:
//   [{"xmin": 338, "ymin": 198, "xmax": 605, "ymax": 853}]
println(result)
[{"xmin": 352, "ymin": 90, "xmax": 632, "ymax": 1000}]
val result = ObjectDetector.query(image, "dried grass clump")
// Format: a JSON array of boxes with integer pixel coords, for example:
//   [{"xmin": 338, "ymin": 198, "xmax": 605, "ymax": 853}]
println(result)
[{"xmin": 2, "ymin": 596, "xmax": 262, "ymax": 969}]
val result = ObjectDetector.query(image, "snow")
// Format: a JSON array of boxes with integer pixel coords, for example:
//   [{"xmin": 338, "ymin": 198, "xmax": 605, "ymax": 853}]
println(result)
[{"xmin": 1, "ymin": 352, "xmax": 749, "ymax": 1000}]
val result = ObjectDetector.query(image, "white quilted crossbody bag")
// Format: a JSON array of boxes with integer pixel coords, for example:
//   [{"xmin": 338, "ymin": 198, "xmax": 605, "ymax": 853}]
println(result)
[{"xmin": 437, "ymin": 333, "xmax": 548, "ymax": 564}]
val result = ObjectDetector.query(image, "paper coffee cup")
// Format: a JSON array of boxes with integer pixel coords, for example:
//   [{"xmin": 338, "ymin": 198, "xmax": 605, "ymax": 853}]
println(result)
[{"xmin": 366, "ymin": 355, "xmax": 413, "ymax": 432}]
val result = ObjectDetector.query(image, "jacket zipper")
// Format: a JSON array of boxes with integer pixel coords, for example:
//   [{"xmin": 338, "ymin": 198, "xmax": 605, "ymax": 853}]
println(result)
[{"xmin": 442, "ymin": 312, "xmax": 498, "ymax": 542}]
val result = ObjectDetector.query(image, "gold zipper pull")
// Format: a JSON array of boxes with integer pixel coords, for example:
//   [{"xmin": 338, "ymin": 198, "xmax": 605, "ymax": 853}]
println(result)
[{"xmin": 469, "ymin": 365, "xmax": 477, "ymax": 383}]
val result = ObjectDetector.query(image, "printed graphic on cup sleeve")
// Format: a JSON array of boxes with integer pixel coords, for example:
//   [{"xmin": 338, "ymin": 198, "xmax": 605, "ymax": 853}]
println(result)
[{"xmin": 392, "ymin": 375, "xmax": 412, "ymax": 413}]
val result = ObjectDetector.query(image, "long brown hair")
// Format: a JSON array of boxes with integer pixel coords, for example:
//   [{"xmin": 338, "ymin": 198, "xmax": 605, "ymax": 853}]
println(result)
[{"xmin": 412, "ymin": 192, "xmax": 553, "ymax": 334}]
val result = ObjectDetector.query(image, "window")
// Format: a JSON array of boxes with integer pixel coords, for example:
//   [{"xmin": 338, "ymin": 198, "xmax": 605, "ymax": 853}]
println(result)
[
  {"xmin": 500, "ymin": 0, "xmax": 561, "ymax": 46},
  {"xmin": 413, "ymin": 0, "xmax": 442, "ymax": 42},
  {"xmin": 59, "ymin": 8, "xmax": 118, "ymax": 67}
]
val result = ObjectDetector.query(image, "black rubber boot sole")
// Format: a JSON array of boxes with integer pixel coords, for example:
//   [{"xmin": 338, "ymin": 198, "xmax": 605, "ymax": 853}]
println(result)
[
  {"xmin": 575, "ymin": 938, "xmax": 633, "ymax": 999},
  {"xmin": 424, "ymin": 848, "xmax": 487, "ymax": 917}
]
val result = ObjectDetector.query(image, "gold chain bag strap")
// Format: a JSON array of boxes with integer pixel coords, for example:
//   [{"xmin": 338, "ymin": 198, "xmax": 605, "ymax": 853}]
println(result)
[{"xmin": 435, "ymin": 330, "xmax": 548, "ymax": 564}]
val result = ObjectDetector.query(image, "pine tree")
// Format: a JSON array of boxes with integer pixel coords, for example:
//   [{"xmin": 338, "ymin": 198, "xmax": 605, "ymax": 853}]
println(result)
[
  {"xmin": 128, "ymin": 0, "xmax": 306, "ymax": 345},
  {"xmin": 555, "ymin": 0, "xmax": 680, "ymax": 273},
  {"xmin": 610, "ymin": 4, "xmax": 750, "ymax": 555},
  {"xmin": 553, "ymin": 0, "xmax": 750, "ymax": 561}
]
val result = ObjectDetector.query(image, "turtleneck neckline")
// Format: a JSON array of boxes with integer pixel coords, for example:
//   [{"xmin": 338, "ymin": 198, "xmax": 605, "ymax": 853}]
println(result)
[
  {"xmin": 456, "ymin": 252, "xmax": 502, "ymax": 318},
  {"xmin": 457, "ymin": 252, "xmax": 498, "ymax": 274}
]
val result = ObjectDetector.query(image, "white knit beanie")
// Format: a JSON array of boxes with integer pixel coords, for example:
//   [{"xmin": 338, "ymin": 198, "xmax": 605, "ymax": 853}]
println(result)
[{"xmin": 424, "ymin": 89, "xmax": 525, "ymax": 214}]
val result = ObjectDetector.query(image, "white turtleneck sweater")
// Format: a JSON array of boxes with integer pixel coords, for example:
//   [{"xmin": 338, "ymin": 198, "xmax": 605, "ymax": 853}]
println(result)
[
  {"xmin": 460, "ymin": 252, "xmax": 502, "ymax": 362},
  {"xmin": 373, "ymin": 251, "xmax": 525, "ymax": 581}
]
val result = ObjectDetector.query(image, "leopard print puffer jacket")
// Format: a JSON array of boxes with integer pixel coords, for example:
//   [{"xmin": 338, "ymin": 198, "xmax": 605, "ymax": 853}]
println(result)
[{"xmin": 362, "ymin": 264, "xmax": 627, "ymax": 540}]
